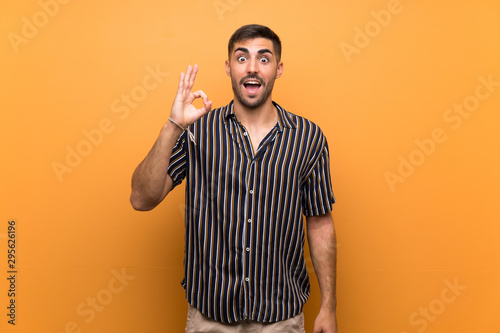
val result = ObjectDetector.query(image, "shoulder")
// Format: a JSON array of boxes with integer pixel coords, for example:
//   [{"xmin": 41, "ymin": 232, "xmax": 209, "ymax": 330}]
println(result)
[
  {"xmin": 276, "ymin": 102, "xmax": 326, "ymax": 142},
  {"xmin": 275, "ymin": 103, "xmax": 330, "ymax": 162},
  {"xmin": 290, "ymin": 112, "xmax": 323, "ymax": 132}
]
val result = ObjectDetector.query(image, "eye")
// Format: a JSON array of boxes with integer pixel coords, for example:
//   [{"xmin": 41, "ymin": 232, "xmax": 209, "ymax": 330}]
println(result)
[
  {"xmin": 237, "ymin": 56, "xmax": 247, "ymax": 62},
  {"xmin": 260, "ymin": 57, "xmax": 269, "ymax": 63}
]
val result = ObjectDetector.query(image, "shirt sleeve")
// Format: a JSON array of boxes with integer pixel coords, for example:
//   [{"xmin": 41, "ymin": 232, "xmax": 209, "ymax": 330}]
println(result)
[
  {"xmin": 167, "ymin": 131, "xmax": 188, "ymax": 188},
  {"xmin": 301, "ymin": 138, "xmax": 336, "ymax": 216}
]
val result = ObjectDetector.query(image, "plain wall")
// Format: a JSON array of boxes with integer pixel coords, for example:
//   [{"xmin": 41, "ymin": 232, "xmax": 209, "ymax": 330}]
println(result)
[{"xmin": 1, "ymin": 0, "xmax": 499, "ymax": 332}]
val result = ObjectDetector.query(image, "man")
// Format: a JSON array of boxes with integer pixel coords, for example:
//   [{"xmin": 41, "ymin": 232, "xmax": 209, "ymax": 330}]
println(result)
[{"xmin": 130, "ymin": 24, "xmax": 338, "ymax": 333}]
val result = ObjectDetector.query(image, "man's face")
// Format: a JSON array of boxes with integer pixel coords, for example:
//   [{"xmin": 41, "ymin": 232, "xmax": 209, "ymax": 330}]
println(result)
[{"xmin": 225, "ymin": 38, "xmax": 283, "ymax": 109}]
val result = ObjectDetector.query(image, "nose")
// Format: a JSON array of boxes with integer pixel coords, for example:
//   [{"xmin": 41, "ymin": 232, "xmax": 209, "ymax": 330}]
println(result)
[{"xmin": 247, "ymin": 58, "xmax": 258, "ymax": 74}]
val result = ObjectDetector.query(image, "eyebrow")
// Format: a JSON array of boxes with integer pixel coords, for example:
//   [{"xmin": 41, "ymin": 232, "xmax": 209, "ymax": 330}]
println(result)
[{"xmin": 234, "ymin": 47, "xmax": 274, "ymax": 56}]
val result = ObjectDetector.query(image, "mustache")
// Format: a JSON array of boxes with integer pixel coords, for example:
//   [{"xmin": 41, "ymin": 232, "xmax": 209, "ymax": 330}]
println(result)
[{"xmin": 239, "ymin": 75, "xmax": 264, "ymax": 85}]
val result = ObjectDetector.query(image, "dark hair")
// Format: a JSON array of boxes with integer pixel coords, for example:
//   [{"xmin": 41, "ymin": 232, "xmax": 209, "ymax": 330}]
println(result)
[{"xmin": 228, "ymin": 24, "xmax": 282, "ymax": 62}]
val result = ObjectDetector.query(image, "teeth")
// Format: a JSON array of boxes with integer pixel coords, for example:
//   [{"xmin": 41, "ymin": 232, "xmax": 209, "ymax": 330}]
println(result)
[{"xmin": 245, "ymin": 81, "xmax": 260, "ymax": 85}]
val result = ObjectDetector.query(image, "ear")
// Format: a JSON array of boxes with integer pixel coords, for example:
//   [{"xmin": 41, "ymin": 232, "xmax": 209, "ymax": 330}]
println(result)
[
  {"xmin": 276, "ymin": 61, "xmax": 283, "ymax": 79},
  {"xmin": 225, "ymin": 59, "xmax": 231, "ymax": 76}
]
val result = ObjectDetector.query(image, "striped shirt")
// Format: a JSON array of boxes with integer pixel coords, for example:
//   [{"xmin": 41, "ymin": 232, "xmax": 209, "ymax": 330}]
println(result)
[{"xmin": 167, "ymin": 100, "xmax": 335, "ymax": 324}]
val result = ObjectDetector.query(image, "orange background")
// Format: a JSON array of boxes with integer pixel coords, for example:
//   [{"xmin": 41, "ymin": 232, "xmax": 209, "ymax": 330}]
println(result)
[{"xmin": 1, "ymin": 0, "xmax": 500, "ymax": 332}]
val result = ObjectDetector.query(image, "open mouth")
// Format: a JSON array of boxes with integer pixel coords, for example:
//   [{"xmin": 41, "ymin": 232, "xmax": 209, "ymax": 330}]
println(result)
[{"xmin": 243, "ymin": 79, "xmax": 262, "ymax": 95}]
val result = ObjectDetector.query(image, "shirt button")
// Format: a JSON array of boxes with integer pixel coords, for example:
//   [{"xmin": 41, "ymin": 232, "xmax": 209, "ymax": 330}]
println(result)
[
  {"xmin": 245, "ymin": 277, "xmax": 249, "ymax": 282},
  {"xmin": 243, "ymin": 132, "xmax": 248, "ymax": 136},
  {"xmin": 247, "ymin": 219, "xmax": 252, "ymax": 223},
  {"xmin": 246, "ymin": 247, "xmax": 250, "ymax": 252},
  {"xmin": 249, "ymin": 190, "xmax": 254, "ymax": 194}
]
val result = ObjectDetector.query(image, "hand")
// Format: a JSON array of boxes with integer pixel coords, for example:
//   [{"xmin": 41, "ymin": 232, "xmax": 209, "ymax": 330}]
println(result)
[
  {"xmin": 170, "ymin": 64, "xmax": 212, "ymax": 127},
  {"xmin": 313, "ymin": 307, "xmax": 338, "ymax": 333}
]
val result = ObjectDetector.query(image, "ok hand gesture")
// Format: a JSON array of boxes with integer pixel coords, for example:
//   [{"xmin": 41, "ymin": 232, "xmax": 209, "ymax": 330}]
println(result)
[{"xmin": 170, "ymin": 65, "xmax": 212, "ymax": 128}]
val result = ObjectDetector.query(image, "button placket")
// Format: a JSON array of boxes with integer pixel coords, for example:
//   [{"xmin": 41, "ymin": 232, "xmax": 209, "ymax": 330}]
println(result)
[{"xmin": 242, "ymin": 159, "xmax": 256, "ymax": 319}]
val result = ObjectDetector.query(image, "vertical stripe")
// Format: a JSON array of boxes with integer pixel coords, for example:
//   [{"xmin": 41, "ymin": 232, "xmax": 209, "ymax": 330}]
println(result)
[{"xmin": 167, "ymin": 101, "xmax": 335, "ymax": 324}]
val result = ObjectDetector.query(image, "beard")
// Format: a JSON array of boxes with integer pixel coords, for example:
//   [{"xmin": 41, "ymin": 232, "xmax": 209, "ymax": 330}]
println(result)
[{"xmin": 230, "ymin": 73, "xmax": 276, "ymax": 109}]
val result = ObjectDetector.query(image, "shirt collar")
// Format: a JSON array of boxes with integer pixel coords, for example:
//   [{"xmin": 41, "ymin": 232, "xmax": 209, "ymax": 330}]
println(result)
[{"xmin": 224, "ymin": 100, "xmax": 296, "ymax": 131}]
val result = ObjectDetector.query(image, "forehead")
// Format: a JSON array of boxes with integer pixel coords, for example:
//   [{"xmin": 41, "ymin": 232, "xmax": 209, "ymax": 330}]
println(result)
[{"xmin": 231, "ymin": 38, "xmax": 275, "ymax": 54}]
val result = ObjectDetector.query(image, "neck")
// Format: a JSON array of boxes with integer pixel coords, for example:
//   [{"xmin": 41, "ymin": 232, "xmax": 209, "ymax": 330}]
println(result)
[{"xmin": 233, "ymin": 98, "xmax": 277, "ymax": 130}]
